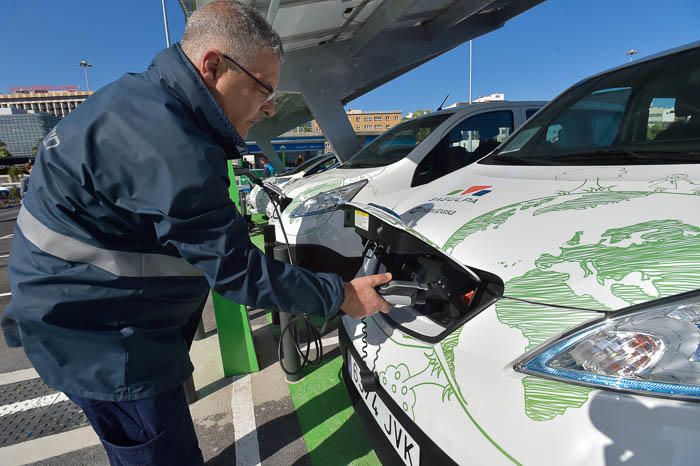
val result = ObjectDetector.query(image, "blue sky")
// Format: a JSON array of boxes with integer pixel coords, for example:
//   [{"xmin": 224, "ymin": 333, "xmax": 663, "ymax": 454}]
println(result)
[{"xmin": 1, "ymin": 0, "xmax": 698, "ymax": 114}]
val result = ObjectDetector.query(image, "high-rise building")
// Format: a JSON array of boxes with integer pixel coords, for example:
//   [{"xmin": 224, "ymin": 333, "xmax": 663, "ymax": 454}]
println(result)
[
  {"xmin": 0, "ymin": 108, "xmax": 61, "ymax": 157},
  {"xmin": 0, "ymin": 85, "xmax": 92, "ymax": 118}
]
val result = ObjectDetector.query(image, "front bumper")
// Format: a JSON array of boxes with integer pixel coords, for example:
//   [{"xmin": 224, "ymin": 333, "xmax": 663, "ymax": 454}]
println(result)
[{"xmin": 338, "ymin": 324, "xmax": 458, "ymax": 466}]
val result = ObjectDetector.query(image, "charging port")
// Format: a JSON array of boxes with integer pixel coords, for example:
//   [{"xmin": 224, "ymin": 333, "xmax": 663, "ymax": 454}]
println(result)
[{"xmin": 353, "ymin": 211, "xmax": 503, "ymax": 343}]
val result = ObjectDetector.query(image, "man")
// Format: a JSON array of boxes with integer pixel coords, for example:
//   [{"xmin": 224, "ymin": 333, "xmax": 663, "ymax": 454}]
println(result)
[
  {"xmin": 260, "ymin": 154, "xmax": 276, "ymax": 178},
  {"xmin": 20, "ymin": 159, "xmax": 33, "ymax": 198},
  {"xmin": 2, "ymin": 2, "xmax": 391, "ymax": 464}
]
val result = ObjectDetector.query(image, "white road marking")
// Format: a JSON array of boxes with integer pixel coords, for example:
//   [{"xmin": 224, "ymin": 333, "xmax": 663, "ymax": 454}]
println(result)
[
  {"xmin": 0, "ymin": 292, "xmax": 11, "ymax": 297},
  {"xmin": 320, "ymin": 335, "xmax": 339, "ymax": 348},
  {"xmin": 0, "ymin": 254, "xmax": 9, "ymax": 258},
  {"xmin": 0, "ymin": 367, "xmax": 39, "ymax": 386},
  {"xmin": 232, "ymin": 374, "xmax": 261, "ymax": 466},
  {"xmin": 0, "ymin": 234, "xmax": 13, "ymax": 240},
  {"xmin": 0, "ymin": 392, "xmax": 68, "ymax": 417}
]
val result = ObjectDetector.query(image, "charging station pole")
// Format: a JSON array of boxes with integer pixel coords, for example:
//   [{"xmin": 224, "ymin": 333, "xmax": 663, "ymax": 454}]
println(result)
[{"xmin": 211, "ymin": 161, "xmax": 260, "ymax": 376}]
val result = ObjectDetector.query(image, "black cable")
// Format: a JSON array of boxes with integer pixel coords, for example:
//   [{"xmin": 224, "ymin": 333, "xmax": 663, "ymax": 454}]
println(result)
[
  {"xmin": 262, "ymin": 182, "xmax": 327, "ymax": 376},
  {"xmin": 278, "ymin": 314, "xmax": 324, "ymax": 376},
  {"xmin": 361, "ymin": 317, "xmax": 382, "ymax": 371},
  {"xmin": 341, "ymin": 11, "xmax": 366, "ymax": 25},
  {"xmin": 361, "ymin": 318, "xmax": 369, "ymax": 360}
]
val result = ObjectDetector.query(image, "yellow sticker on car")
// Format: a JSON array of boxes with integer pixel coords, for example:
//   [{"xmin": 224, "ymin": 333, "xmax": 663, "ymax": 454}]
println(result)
[{"xmin": 355, "ymin": 210, "xmax": 369, "ymax": 231}]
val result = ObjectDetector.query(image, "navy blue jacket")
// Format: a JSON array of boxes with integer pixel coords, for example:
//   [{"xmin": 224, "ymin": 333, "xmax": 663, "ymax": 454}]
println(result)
[{"xmin": 3, "ymin": 44, "xmax": 344, "ymax": 401}]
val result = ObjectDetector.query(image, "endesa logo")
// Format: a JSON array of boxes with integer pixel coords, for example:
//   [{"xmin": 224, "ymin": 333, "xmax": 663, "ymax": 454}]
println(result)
[
  {"xmin": 429, "ymin": 185, "xmax": 493, "ymax": 204},
  {"xmin": 446, "ymin": 185, "xmax": 492, "ymax": 197}
]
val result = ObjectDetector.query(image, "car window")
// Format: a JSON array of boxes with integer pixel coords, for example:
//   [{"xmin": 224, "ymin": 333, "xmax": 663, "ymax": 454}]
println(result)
[
  {"xmin": 543, "ymin": 87, "xmax": 631, "ymax": 150},
  {"xmin": 525, "ymin": 108, "xmax": 540, "ymax": 119},
  {"xmin": 412, "ymin": 110, "xmax": 514, "ymax": 187},
  {"xmin": 341, "ymin": 114, "xmax": 450, "ymax": 169},
  {"xmin": 487, "ymin": 46, "xmax": 700, "ymax": 165},
  {"xmin": 286, "ymin": 155, "xmax": 328, "ymax": 175}
]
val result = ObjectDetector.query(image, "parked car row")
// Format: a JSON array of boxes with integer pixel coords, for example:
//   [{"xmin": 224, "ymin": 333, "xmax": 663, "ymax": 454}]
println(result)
[
  {"xmin": 271, "ymin": 101, "xmax": 545, "ymax": 279},
  {"xmin": 261, "ymin": 41, "xmax": 700, "ymax": 465}
]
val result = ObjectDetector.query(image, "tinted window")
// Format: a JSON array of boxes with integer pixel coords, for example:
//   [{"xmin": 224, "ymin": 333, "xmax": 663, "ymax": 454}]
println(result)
[
  {"xmin": 525, "ymin": 108, "xmax": 540, "ymax": 119},
  {"xmin": 341, "ymin": 114, "xmax": 450, "ymax": 169},
  {"xmin": 487, "ymin": 47, "xmax": 700, "ymax": 166},
  {"xmin": 412, "ymin": 110, "xmax": 514, "ymax": 187}
]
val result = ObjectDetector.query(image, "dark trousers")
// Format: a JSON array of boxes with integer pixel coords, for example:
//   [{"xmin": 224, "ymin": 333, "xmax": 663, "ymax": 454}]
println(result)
[{"xmin": 67, "ymin": 386, "xmax": 204, "ymax": 466}]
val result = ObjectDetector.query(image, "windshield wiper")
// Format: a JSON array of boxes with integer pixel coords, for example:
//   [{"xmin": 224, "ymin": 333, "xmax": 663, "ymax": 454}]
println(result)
[
  {"xmin": 482, "ymin": 153, "xmax": 556, "ymax": 166},
  {"xmin": 485, "ymin": 148, "xmax": 700, "ymax": 166},
  {"xmin": 343, "ymin": 162, "xmax": 379, "ymax": 169},
  {"xmin": 550, "ymin": 148, "xmax": 644, "ymax": 161},
  {"xmin": 550, "ymin": 148, "xmax": 699, "ymax": 164}
]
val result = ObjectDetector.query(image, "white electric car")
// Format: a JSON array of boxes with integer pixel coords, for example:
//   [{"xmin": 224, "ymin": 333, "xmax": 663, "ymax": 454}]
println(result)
[
  {"xmin": 246, "ymin": 153, "xmax": 338, "ymax": 214},
  {"xmin": 273, "ymin": 101, "xmax": 545, "ymax": 279},
  {"xmin": 340, "ymin": 42, "xmax": 700, "ymax": 465}
]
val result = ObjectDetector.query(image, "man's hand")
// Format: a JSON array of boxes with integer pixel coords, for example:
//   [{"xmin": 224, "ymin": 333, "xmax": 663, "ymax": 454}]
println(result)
[{"xmin": 341, "ymin": 273, "xmax": 393, "ymax": 319}]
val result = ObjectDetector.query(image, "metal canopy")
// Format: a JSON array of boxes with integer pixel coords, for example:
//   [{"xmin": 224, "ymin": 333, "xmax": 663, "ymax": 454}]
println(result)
[{"xmin": 182, "ymin": 0, "xmax": 544, "ymax": 165}]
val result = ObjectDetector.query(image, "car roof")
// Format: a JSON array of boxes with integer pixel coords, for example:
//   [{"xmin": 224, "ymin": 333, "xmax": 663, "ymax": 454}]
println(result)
[
  {"xmin": 409, "ymin": 100, "xmax": 548, "ymax": 121},
  {"xmin": 567, "ymin": 41, "xmax": 700, "ymax": 91}
]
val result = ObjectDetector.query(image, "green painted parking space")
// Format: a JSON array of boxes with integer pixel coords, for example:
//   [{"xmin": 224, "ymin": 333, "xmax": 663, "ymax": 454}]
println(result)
[{"xmin": 288, "ymin": 356, "xmax": 380, "ymax": 466}]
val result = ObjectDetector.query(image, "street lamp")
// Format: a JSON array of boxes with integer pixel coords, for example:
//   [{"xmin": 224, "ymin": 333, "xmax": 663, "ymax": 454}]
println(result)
[
  {"xmin": 161, "ymin": 0, "xmax": 171, "ymax": 48},
  {"xmin": 626, "ymin": 49, "xmax": 638, "ymax": 62},
  {"xmin": 79, "ymin": 60, "xmax": 92, "ymax": 92},
  {"xmin": 468, "ymin": 40, "xmax": 473, "ymax": 105}
]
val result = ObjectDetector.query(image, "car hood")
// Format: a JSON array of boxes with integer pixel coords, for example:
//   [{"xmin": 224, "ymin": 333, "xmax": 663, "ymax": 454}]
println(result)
[{"xmin": 354, "ymin": 163, "xmax": 700, "ymax": 312}]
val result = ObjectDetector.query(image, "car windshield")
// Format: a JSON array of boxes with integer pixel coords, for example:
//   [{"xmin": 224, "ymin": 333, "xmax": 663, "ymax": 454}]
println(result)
[
  {"xmin": 341, "ymin": 114, "xmax": 451, "ymax": 169},
  {"xmin": 484, "ymin": 46, "xmax": 700, "ymax": 166},
  {"xmin": 285, "ymin": 154, "xmax": 334, "ymax": 175}
]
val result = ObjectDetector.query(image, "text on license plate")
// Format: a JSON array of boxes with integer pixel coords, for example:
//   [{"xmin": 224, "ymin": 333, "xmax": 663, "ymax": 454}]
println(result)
[{"xmin": 348, "ymin": 353, "xmax": 420, "ymax": 466}]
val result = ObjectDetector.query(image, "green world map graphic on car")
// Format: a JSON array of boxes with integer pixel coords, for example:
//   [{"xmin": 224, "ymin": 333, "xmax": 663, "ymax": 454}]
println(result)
[
  {"xmin": 438, "ymin": 174, "xmax": 700, "ymax": 422},
  {"xmin": 371, "ymin": 319, "xmax": 522, "ymax": 464}
]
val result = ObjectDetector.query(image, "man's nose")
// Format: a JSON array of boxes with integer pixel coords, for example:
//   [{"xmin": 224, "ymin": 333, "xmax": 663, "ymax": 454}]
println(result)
[{"xmin": 262, "ymin": 98, "xmax": 276, "ymax": 117}]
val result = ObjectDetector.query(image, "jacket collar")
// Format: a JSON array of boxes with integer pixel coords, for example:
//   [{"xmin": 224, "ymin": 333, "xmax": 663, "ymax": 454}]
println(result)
[{"xmin": 150, "ymin": 43, "xmax": 248, "ymax": 158}]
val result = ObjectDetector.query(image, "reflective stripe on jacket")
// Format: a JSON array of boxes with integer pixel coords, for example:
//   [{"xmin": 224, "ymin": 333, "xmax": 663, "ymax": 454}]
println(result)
[{"xmin": 3, "ymin": 44, "xmax": 344, "ymax": 401}]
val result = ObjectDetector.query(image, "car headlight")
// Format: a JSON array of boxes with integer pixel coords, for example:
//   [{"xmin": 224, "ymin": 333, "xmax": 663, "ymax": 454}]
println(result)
[
  {"xmin": 289, "ymin": 180, "xmax": 367, "ymax": 218},
  {"xmin": 515, "ymin": 291, "xmax": 700, "ymax": 400}
]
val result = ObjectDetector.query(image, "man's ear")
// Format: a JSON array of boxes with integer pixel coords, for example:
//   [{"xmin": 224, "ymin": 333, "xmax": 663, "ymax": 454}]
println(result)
[{"xmin": 198, "ymin": 49, "xmax": 223, "ymax": 89}]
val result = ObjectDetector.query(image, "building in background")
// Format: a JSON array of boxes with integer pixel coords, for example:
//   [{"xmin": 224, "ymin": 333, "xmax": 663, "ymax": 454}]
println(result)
[
  {"xmin": 445, "ymin": 93, "xmax": 506, "ymax": 109},
  {"xmin": 0, "ymin": 108, "xmax": 60, "ymax": 157},
  {"xmin": 0, "ymin": 85, "xmax": 92, "ymax": 118},
  {"xmin": 312, "ymin": 109, "xmax": 403, "ymax": 151},
  {"xmin": 248, "ymin": 109, "xmax": 404, "ymax": 160},
  {"xmin": 337, "ymin": 109, "xmax": 403, "ymax": 134},
  {"xmin": 474, "ymin": 93, "xmax": 505, "ymax": 103}
]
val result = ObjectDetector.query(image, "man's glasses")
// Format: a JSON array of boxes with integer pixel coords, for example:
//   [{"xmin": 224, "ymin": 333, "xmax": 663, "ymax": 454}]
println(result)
[{"xmin": 221, "ymin": 53, "xmax": 277, "ymax": 103}]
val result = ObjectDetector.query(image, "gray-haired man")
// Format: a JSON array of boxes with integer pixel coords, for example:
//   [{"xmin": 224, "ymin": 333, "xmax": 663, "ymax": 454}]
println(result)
[{"xmin": 4, "ymin": 1, "xmax": 391, "ymax": 464}]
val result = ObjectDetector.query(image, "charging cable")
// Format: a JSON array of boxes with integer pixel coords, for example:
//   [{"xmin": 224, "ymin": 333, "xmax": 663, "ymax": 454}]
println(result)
[{"xmin": 247, "ymin": 171, "xmax": 326, "ymax": 376}]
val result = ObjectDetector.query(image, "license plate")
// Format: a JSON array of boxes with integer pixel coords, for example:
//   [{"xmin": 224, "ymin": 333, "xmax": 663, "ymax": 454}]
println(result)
[
  {"xmin": 354, "ymin": 210, "xmax": 369, "ymax": 231},
  {"xmin": 348, "ymin": 353, "xmax": 420, "ymax": 466}
]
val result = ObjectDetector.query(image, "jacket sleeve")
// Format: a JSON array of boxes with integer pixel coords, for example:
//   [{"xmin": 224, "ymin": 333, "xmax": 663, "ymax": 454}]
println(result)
[{"xmin": 151, "ymin": 147, "xmax": 345, "ymax": 319}]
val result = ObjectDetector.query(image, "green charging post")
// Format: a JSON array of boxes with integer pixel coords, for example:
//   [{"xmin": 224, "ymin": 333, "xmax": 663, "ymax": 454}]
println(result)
[{"xmin": 211, "ymin": 160, "xmax": 260, "ymax": 376}]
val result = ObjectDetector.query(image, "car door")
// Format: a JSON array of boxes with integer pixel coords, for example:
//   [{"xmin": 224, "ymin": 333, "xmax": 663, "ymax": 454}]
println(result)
[{"xmin": 411, "ymin": 109, "xmax": 515, "ymax": 187}]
